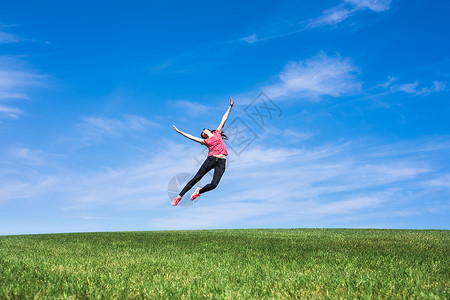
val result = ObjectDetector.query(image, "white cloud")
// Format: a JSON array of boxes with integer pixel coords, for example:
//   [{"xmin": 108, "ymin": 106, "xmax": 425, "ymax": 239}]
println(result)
[
  {"xmin": 0, "ymin": 57, "xmax": 47, "ymax": 119},
  {"xmin": 61, "ymin": 159, "xmax": 174, "ymax": 211},
  {"xmin": 310, "ymin": 0, "xmax": 392, "ymax": 27},
  {"xmin": 308, "ymin": 194, "xmax": 385, "ymax": 215},
  {"xmin": 0, "ymin": 105, "xmax": 22, "ymax": 119},
  {"xmin": 226, "ymin": 145, "xmax": 431, "ymax": 202},
  {"xmin": 11, "ymin": 147, "xmax": 60, "ymax": 166},
  {"xmin": 0, "ymin": 31, "xmax": 18, "ymax": 43},
  {"xmin": 384, "ymin": 79, "xmax": 448, "ymax": 95},
  {"xmin": 149, "ymin": 200, "xmax": 278, "ymax": 230},
  {"xmin": 78, "ymin": 114, "xmax": 158, "ymax": 142},
  {"xmin": 0, "ymin": 141, "xmax": 198, "ymax": 209},
  {"xmin": 0, "ymin": 92, "xmax": 30, "ymax": 100},
  {"xmin": 0, "ymin": 60, "xmax": 44, "ymax": 90},
  {"xmin": 282, "ymin": 129, "xmax": 318, "ymax": 143},
  {"xmin": 379, "ymin": 76, "xmax": 398, "ymax": 88},
  {"xmin": 432, "ymin": 81, "xmax": 447, "ymax": 92},
  {"xmin": 367, "ymin": 135, "xmax": 450, "ymax": 157},
  {"xmin": 157, "ymin": 134, "xmax": 442, "ymax": 227},
  {"xmin": 310, "ymin": 6, "xmax": 356, "ymax": 27},
  {"xmin": 0, "ymin": 169, "xmax": 58, "ymax": 205},
  {"xmin": 345, "ymin": 0, "xmax": 392, "ymax": 12},
  {"xmin": 422, "ymin": 174, "xmax": 450, "ymax": 190},
  {"xmin": 1, "ymin": 128, "xmax": 449, "ymax": 231},
  {"xmin": 240, "ymin": 34, "xmax": 258, "ymax": 44},
  {"xmin": 0, "ymin": 69, "xmax": 44, "ymax": 92},
  {"xmin": 168, "ymin": 100, "xmax": 210, "ymax": 115},
  {"xmin": 155, "ymin": 134, "xmax": 448, "ymax": 230},
  {"xmin": 263, "ymin": 53, "xmax": 361, "ymax": 100},
  {"xmin": 397, "ymin": 81, "xmax": 420, "ymax": 94},
  {"xmin": 230, "ymin": 142, "xmax": 349, "ymax": 171},
  {"xmin": 241, "ymin": 0, "xmax": 392, "ymax": 43},
  {"xmin": 151, "ymin": 58, "xmax": 175, "ymax": 73}
]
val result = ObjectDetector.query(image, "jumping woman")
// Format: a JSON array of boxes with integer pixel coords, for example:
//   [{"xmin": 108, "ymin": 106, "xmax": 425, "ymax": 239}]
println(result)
[{"xmin": 171, "ymin": 97, "xmax": 234, "ymax": 206}]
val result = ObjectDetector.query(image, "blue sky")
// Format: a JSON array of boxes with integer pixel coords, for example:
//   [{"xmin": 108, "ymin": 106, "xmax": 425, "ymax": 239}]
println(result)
[{"xmin": 1, "ymin": 0, "xmax": 449, "ymax": 235}]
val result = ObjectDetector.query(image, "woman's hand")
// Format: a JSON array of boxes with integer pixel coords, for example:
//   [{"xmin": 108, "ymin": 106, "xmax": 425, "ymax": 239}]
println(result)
[{"xmin": 230, "ymin": 97, "xmax": 234, "ymax": 107}]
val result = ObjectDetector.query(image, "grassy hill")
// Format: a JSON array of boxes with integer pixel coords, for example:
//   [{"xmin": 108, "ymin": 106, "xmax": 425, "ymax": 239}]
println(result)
[{"xmin": 0, "ymin": 229, "xmax": 448, "ymax": 299}]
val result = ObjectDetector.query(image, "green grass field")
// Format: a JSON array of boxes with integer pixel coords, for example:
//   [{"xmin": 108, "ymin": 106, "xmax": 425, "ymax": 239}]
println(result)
[{"xmin": 0, "ymin": 229, "xmax": 448, "ymax": 299}]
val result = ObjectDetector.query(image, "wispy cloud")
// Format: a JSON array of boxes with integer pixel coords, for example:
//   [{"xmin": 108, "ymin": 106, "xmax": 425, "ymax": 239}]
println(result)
[
  {"xmin": 309, "ymin": 5, "xmax": 356, "ymax": 27},
  {"xmin": 422, "ymin": 173, "xmax": 450, "ymax": 190},
  {"xmin": 0, "ymin": 139, "xmax": 201, "ymax": 211},
  {"xmin": 150, "ymin": 58, "xmax": 175, "ymax": 73},
  {"xmin": 1, "ymin": 131, "xmax": 449, "ymax": 231},
  {"xmin": 227, "ymin": 143, "xmax": 431, "ymax": 199},
  {"xmin": 300, "ymin": 189, "xmax": 397, "ymax": 218},
  {"xmin": 309, "ymin": 0, "xmax": 392, "ymax": 27},
  {"xmin": 262, "ymin": 53, "xmax": 361, "ymax": 100},
  {"xmin": 167, "ymin": 100, "xmax": 210, "ymax": 115},
  {"xmin": 61, "ymin": 157, "xmax": 175, "ymax": 211},
  {"xmin": 380, "ymin": 77, "xmax": 448, "ymax": 96},
  {"xmin": 0, "ymin": 65, "xmax": 44, "ymax": 96},
  {"xmin": 0, "ymin": 175, "xmax": 57, "ymax": 205},
  {"xmin": 0, "ymin": 151, "xmax": 58, "ymax": 204},
  {"xmin": 281, "ymin": 129, "xmax": 318, "ymax": 143},
  {"xmin": 151, "ymin": 134, "xmax": 449, "ymax": 230},
  {"xmin": 0, "ymin": 31, "xmax": 18, "ymax": 44},
  {"xmin": 345, "ymin": 0, "xmax": 392, "ymax": 12},
  {"xmin": 395, "ymin": 81, "xmax": 447, "ymax": 95},
  {"xmin": 240, "ymin": 34, "xmax": 258, "ymax": 44},
  {"xmin": 240, "ymin": 0, "xmax": 392, "ymax": 44},
  {"xmin": 0, "ymin": 105, "xmax": 22, "ymax": 119},
  {"xmin": 366, "ymin": 135, "xmax": 450, "ymax": 157},
  {"xmin": 0, "ymin": 57, "xmax": 47, "ymax": 119},
  {"xmin": 148, "ymin": 43, "xmax": 232, "ymax": 74},
  {"xmin": 77, "ymin": 114, "xmax": 159, "ymax": 143},
  {"xmin": 0, "ymin": 92, "xmax": 30, "ymax": 100}
]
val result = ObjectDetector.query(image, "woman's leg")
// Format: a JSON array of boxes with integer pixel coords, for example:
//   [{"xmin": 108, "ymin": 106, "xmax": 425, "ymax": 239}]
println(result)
[
  {"xmin": 178, "ymin": 157, "xmax": 214, "ymax": 197},
  {"xmin": 199, "ymin": 158, "xmax": 226, "ymax": 194}
]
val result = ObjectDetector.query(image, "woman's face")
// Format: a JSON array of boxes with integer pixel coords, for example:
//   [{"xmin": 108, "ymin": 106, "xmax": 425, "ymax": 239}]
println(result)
[{"xmin": 201, "ymin": 129, "xmax": 211, "ymax": 139}]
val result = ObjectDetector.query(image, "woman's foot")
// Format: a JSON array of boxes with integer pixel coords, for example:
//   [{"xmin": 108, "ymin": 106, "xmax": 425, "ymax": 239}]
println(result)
[
  {"xmin": 171, "ymin": 195, "xmax": 182, "ymax": 206},
  {"xmin": 191, "ymin": 187, "xmax": 201, "ymax": 201}
]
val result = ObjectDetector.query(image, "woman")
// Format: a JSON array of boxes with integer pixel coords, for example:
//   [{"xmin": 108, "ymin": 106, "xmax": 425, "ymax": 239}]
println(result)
[{"xmin": 171, "ymin": 97, "xmax": 234, "ymax": 206}]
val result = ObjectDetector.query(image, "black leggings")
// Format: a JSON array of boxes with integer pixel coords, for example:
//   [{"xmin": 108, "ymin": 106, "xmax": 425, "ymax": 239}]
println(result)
[{"xmin": 179, "ymin": 156, "xmax": 226, "ymax": 197}]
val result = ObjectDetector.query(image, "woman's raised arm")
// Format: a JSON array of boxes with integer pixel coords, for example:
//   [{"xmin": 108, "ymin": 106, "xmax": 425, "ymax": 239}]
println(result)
[
  {"xmin": 173, "ymin": 125, "xmax": 204, "ymax": 144},
  {"xmin": 217, "ymin": 97, "xmax": 234, "ymax": 133}
]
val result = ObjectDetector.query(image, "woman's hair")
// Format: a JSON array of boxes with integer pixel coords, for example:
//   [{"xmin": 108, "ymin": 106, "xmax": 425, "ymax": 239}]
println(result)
[{"xmin": 202, "ymin": 129, "xmax": 228, "ymax": 140}]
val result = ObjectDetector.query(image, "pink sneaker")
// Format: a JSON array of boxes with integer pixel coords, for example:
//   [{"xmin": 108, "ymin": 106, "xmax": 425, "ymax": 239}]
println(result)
[
  {"xmin": 171, "ymin": 196, "xmax": 181, "ymax": 206},
  {"xmin": 190, "ymin": 187, "xmax": 201, "ymax": 201}
]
